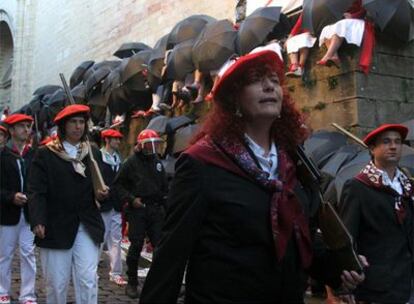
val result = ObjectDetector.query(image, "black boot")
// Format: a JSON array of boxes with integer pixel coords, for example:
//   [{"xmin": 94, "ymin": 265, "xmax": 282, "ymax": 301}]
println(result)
[{"xmin": 125, "ymin": 284, "xmax": 139, "ymax": 299}]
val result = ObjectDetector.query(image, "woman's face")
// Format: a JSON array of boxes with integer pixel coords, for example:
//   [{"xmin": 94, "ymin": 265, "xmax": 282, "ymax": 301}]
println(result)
[{"xmin": 237, "ymin": 71, "xmax": 283, "ymax": 122}]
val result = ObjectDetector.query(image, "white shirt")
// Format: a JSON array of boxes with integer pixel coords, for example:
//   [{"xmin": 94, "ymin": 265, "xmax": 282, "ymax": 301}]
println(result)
[
  {"xmin": 63, "ymin": 141, "xmax": 81, "ymax": 159},
  {"xmin": 380, "ymin": 168, "xmax": 403, "ymax": 195},
  {"xmin": 245, "ymin": 134, "xmax": 278, "ymax": 180}
]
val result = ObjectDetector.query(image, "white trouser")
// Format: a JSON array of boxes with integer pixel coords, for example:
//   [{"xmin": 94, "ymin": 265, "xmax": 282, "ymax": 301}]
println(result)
[
  {"xmin": 0, "ymin": 211, "xmax": 36, "ymax": 302},
  {"xmin": 40, "ymin": 224, "xmax": 100, "ymax": 304},
  {"xmin": 101, "ymin": 209, "xmax": 123, "ymax": 277}
]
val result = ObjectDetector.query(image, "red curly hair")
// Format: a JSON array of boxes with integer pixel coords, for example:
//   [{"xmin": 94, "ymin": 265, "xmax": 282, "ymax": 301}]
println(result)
[{"xmin": 193, "ymin": 63, "xmax": 309, "ymax": 154}]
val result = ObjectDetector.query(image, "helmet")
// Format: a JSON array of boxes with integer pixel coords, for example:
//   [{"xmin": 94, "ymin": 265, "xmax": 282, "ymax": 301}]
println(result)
[{"xmin": 136, "ymin": 129, "xmax": 163, "ymax": 155}]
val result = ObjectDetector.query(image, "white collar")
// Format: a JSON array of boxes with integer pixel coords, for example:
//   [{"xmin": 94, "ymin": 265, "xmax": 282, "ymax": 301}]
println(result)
[
  {"xmin": 63, "ymin": 141, "xmax": 81, "ymax": 159},
  {"xmin": 244, "ymin": 134, "xmax": 277, "ymax": 158}
]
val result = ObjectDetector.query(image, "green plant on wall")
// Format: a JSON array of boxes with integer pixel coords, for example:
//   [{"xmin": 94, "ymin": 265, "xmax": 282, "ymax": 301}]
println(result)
[
  {"xmin": 328, "ymin": 76, "xmax": 338, "ymax": 90},
  {"xmin": 314, "ymin": 101, "xmax": 326, "ymax": 111}
]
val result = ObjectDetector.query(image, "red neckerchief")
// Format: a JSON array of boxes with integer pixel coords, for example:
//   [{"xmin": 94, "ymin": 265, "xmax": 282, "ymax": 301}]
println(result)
[
  {"xmin": 184, "ymin": 136, "xmax": 313, "ymax": 268},
  {"xmin": 6, "ymin": 141, "xmax": 31, "ymax": 158},
  {"xmin": 356, "ymin": 161, "xmax": 414, "ymax": 224}
]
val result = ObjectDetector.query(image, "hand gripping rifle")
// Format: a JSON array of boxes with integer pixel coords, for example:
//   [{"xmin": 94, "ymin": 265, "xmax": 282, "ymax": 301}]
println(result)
[
  {"xmin": 296, "ymin": 145, "xmax": 363, "ymax": 278},
  {"xmin": 59, "ymin": 73, "xmax": 107, "ymax": 208}
]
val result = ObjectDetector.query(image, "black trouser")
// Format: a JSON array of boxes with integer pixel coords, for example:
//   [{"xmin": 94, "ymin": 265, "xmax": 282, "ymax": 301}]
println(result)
[{"xmin": 126, "ymin": 204, "xmax": 164, "ymax": 286}]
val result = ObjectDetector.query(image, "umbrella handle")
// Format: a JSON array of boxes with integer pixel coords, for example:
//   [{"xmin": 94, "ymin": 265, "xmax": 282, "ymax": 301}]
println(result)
[{"xmin": 331, "ymin": 123, "xmax": 368, "ymax": 148}]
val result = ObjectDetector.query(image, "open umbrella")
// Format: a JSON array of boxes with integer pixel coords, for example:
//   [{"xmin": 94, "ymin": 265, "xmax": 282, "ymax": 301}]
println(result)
[
  {"xmin": 168, "ymin": 14, "xmax": 216, "ymax": 46},
  {"xmin": 363, "ymin": 0, "xmax": 414, "ymax": 42},
  {"xmin": 85, "ymin": 67, "xmax": 112, "ymax": 98},
  {"xmin": 165, "ymin": 115, "xmax": 195, "ymax": 134},
  {"xmin": 15, "ymin": 104, "xmax": 32, "ymax": 115},
  {"xmin": 147, "ymin": 115, "xmax": 169, "ymax": 134},
  {"xmin": 28, "ymin": 95, "xmax": 45, "ymax": 116},
  {"xmin": 71, "ymin": 83, "xmax": 87, "ymax": 104},
  {"xmin": 113, "ymin": 42, "xmax": 151, "ymax": 59},
  {"xmin": 69, "ymin": 60, "xmax": 94, "ymax": 88},
  {"xmin": 46, "ymin": 89, "xmax": 68, "ymax": 120},
  {"xmin": 192, "ymin": 19, "xmax": 238, "ymax": 72},
  {"xmin": 401, "ymin": 119, "xmax": 414, "ymax": 141},
  {"xmin": 236, "ymin": 6, "xmax": 288, "ymax": 55},
  {"xmin": 304, "ymin": 130, "xmax": 348, "ymax": 168},
  {"xmin": 148, "ymin": 34, "xmax": 172, "ymax": 81},
  {"xmin": 321, "ymin": 144, "xmax": 361, "ymax": 178},
  {"xmin": 302, "ymin": 0, "xmax": 355, "ymax": 35},
  {"xmin": 33, "ymin": 85, "xmax": 62, "ymax": 97},
  {"xmin": 164, "ymin": 40, "xmax": 195, "ymax": 81},
  {"xmin": 120, "ymin": 50, "xmax": 152, "ymax": 91},
  {"xmin": 83, "ymin": 60, "xmax": 121, "ymax": 82},
  {"xmin": 172, "ymin": 123, "xmax": 200, "ymax": 154}
]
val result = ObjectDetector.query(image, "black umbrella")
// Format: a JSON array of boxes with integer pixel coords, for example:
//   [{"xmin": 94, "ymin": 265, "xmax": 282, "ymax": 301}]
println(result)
[
  {"xmin": 15, "ymin": 104, "xmax": 32, "ymax": 115},
  {"xmin": 166, "ymin": 115, "xmax": 195, "ymax": 134},
  {"xmin": 303, "ymin": 130, "xmax": 348, "ymax": 168},
  {"xmin": 119, "ymin": 50, "xmax": 152, "ymax": 91},
  {"xmin": 320, "ymin": 144, "xmax": 361, "ymax": 178},
  {"xmin": 85, "ymin": 66, "xmax": 112, "ymax": 97},
  {"xmin": 172, "ymin": 123, "xmax": 200, "ymax": 154},
  {"xmin": 168, "ymin": 14, "xmax": 216, "ymax": 46},
  {"xmin": 69, "ymin": 60, "xmax": 94, "ymax": 88},
  {"xmin": 161, "ymin": 155, "xmax": 177, "ymax": 177},
  {"xmin": 148, "ymin": 34, "xmax": 171, "ymax": 79},
  {"xmin": 363, "ymin": 0, "xmax": 414, "ymax": 42},
  {"xmin": 83, "ymin": 61, "xmax": 121, "ymax": 82},
  {"xmin": 113, "ymin": 42, "xmax": 151, "ymax": 59},
  {"xmin": 33, "ymin": 85, "xmax": 62, "ymax": 97},
  {"xmin": 71, "ymin": 84, "xmax": 87, "ymax": 104},
  {"xmin": 236, "ymin": 7, "xmax": 286, "ymax": 55},
  {"xmin": 102, "ymin": 68, "xmax": 130, "ymax": 115},
  {"xmin": 147, "ymin": 115, "xmax": 169, "ymax": 134},
  {"xmin": 46, "ymin": 89, "xmax": 67, "ymax": 120},
  {"xmin": 28, "ymin": 95, "xmax": 45, "ymax": 116},
  {"xmin": 401, "ymin": 119, "xmax": 414, "ymax": 141},
  {"xmin": 164, "ymin": 40, "xmax": 195, "ymax": 81},
  {"xmin": 302, "ymin": 0, "xmax": 355, "ymax": 35},
  {"xmin": 192, "ymin": 19, "xmax": 237, "ymax": 72}
]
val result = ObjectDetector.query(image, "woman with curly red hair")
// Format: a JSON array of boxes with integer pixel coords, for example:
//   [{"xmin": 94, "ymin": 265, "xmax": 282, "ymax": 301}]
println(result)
[{"xmin": 140, "ymin": 50, "xmax": 365, "ymax": 303}]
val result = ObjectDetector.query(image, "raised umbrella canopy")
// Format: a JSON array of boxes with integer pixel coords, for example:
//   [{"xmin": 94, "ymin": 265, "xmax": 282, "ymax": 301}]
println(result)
[
  {"xmin": 302, "ymin": 0, "xmax": 355, "ymax": 35},
  {"xmin": 172, "ymin": 123, "xmax": 200, "ymax": 154},
  {"xmin": 363, "ymin": 0, "xmax": 414, "ymax": 42},
  {"xmin": 82, "ymin": 60, "xmax": 121, "ymax": 82},
  {"xmin": 71, "ymin": 83, "xmax": 87, "ymax": 104},
  {"xmin": 148, "ymin": 34, "xmax": 171, "ymax": 79},
  {"xmin": 33, "ymin": 85, "xmax": 62, "ymax": 97},
  {"xmin": 119, "ymin": 49, "xmax": 152, "ymax": 91},
  {"xmin": 146, "ymin": 115, "xmax": 169, "ymax": 134},
  {"xmin": 303, "ymin": 130, "xmax": 348, "ymax": 168},
  {"xmin": 28, "ymin": 95, "xmax": 45, "ymax": 116},
  {"xmin": 168, "ymin": 14, "xmax": 216, "ymax": 46},
  {"xmin": 192, "ymin": 19, "xmax": 238, "ymax": 72},
  {"xmin": 236, "ymin": 6, "xmax": 290, "ymax": 55},
  {"xmin": 164, "ymin": 40, "xmax": 195, "ymax": 81},
  {"xmin": 113, "ymin": 42, "xmax": 151, "ymax": 59},
  {"xmin": 69, "ymin": 60, "xmax": 95, "ymax": 88}
]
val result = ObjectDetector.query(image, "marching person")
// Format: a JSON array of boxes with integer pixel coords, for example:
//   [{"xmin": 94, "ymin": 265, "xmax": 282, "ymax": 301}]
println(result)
[
  {"xmin": 339, "ymin": 124, "xmax": 413, "ymax": 304},
  {"xmin": 0, "ymin": 114, "xmax": 36, "ymax": 304},
  {"xmin": 140, "ymin": 49, "xmax": 366, "ymax": 303},
  {"xmin": 114, "ymin": 129, "xmax": 168, "ymax": 299},
  {"xmin": 0, "ymin": 124, "xmax": 8, "ymax": 150},
  {"xmin": 28, "ymin": 104, "xmax": 107, "ymax": 304},
  {"xmin": 97, "ymin": 129, "xmax": 127, "ymax": 286}
]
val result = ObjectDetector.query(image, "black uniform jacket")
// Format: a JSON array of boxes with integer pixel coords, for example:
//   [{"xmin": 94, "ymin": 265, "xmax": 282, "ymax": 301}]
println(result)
[
  {"xmin": 28, "ymin": 146, "xmax": 104, "ymax": 249},
  {"xmin": 339, "ymin": 178, "xmax": 413, "ymax": 303},
  {"xmin": 140, "ymin": 154, "xmax": 329, "ymax": 304},
  {"xmin": 0, "ymin": 145, "xmax": 34, "ymax": 225},
  {"xmin": 114, "ymin": 152, "xmax": 168, "ymax": 207},
  {"xmin": 95, "ymin": 150, "xmax": 122, "ymax": 212}
]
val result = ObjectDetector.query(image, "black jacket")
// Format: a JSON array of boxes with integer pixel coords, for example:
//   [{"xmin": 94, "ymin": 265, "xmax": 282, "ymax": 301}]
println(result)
[
  {"xmin": 28, "ymin": 146, "xmax": 104, "ymax": 249},
  {"xmin": 0, "ymin": 145, "xmax": 34, "ymax": 225},
  {"xmin": 95, "ymin": 149, "xmax": 123, "ymax": 212},
  {"xmin": 140, "ymin": 155, "xmax": 331, "ymax": 304},
  {"xmin": 339, "ymin": 178, "xmax": 413, "ymax": 303},
  {"xmin": 114, "ymin": 152, "xmax": 168, "ymax": 207}
]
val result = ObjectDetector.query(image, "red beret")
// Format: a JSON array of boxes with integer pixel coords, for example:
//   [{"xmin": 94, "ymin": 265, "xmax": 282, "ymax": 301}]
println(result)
[
  {"xmin": 3, "ymin": 114, "xmax": 34, "ymax": 126},
  {"xmin": 101, "ymin": 129, "xmax": 123, "ymax": 139},
  {"xmin": 212, "ymin": 50, "xmax": 284, "ymax": 101},
  {"xmin": 54, "ymin": 105, "xmax": 90, "ymax": 124},
  {"xmin": 0, "ymin": 125, "xmax": 8, "ymax": 134},
  {"xmin": 363, "ymin": 124, "xmax": 409, "ymax": 145}
]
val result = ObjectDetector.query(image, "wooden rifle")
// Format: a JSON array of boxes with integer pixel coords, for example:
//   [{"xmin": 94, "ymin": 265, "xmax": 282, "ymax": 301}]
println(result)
[
  {"xmin": 296, "ymin": 145, "xmax": 363, "ymax": 277},
  {"xmin": 59, "ymin": 73, "xmax": 107, "ymax": 207}
]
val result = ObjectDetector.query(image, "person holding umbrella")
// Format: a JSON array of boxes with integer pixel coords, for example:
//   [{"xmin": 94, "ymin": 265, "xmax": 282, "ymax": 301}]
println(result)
[
  {"xmin": 0, "ymin": 124, "xmax": 8, "ymax": 150},
  {"xmin": 0, "ymin": 114, "xmax": 37, "ymax": 304},
  {"xmin": 317, "ymin": 0, "xmax": 366, "ymax": 67},
  {"xmin": 139, "ymin": 49, "xmax": 366, "ymax": 303},
  {"xmin": 114, "ymin": 129, "xmax": 168, "ymax": 299},
  {"xmin": 339, "ymin": 124, "xmax": 414, "ymax": 304},
  {"xmin": 28, "ymin": 104, "xmax": 107, "ymax": 304},
  {"xmin": 96, "ymin": 129, "xmax": 127, "ymax": 286},
  {"xmin": 285, "ymin": 13, "xmax": 317, "ymax": 77}
]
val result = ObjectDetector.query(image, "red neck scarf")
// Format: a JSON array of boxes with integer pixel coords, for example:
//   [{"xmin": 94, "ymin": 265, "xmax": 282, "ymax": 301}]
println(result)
[
  {"xmin": 185, "ymin": 136, "xmax": 313, "ymax": 268},
  {"xmin": 356, "ymin": 161, "xmax": 414, "ymax": 224}
]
